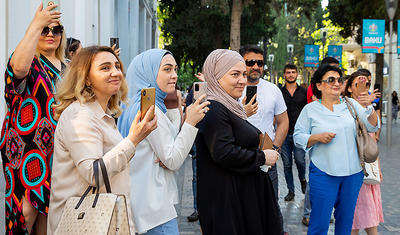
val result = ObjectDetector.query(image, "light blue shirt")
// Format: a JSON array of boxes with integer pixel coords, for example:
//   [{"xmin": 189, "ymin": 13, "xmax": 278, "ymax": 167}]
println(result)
[{"xmin": 293, "ymin": 98, "xmax": 379, "ymax": 176}]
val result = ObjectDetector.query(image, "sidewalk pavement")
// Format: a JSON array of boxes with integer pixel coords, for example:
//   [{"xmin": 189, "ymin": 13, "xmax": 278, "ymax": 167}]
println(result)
[
  {"xmin": 0, "ymin": 124, "xmax": 398, "ymax": 234},
  {"xmin": 176, "ymin": 122, "xmax": 400, "ymax": 235}
]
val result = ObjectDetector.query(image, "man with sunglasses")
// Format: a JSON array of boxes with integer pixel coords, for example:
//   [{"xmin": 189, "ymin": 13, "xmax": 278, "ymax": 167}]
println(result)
[
  {"xmin": 239, "ymin": 45, "xmax": 289, "ymax": 235},
  {"xmin": 280, "ymin": 64, "xmax": 307, "ymax": 202}
]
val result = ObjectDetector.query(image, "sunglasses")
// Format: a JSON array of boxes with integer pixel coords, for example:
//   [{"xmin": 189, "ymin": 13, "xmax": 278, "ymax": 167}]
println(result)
[
  {"xmin": 41, "ymin": 25, "xmax": 64, "ymax": 36},
  {"xmin": 245, "ymin": 60, "xmax": 263, "ymax": 67},
  {"xmin": 321, "ymin": 76, "xmax": 344, "ymax": 85}
]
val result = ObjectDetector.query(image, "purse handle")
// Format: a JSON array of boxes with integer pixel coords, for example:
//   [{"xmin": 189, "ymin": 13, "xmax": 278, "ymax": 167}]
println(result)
[
  {"xmin": 344, "ymin": 96, "xmax": 358, "ymax": 120},
  {"xmin": 75, "ymin": 158, "xmax": 112, "ymax": 209}
]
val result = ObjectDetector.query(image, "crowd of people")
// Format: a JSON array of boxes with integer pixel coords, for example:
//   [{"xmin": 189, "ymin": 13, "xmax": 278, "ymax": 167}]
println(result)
[{"xmin": 0, "ymin": 2, "xmax": 388, "ymax": 235}]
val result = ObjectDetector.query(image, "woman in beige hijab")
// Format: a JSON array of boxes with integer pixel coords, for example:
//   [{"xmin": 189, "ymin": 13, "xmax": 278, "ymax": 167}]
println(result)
[{"xmin": 195, "ymin": 49, "xmax": 282, "ymax": 235}]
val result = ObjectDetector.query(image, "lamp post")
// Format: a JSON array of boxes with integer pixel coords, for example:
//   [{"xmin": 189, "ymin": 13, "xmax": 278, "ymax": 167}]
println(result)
[
  {"xmin": 268, "ymin": 54, "xmax": 275, "ymax": 84},
  {"xmin": 287, "ymin": 44, "xmax": 294, "ymax": 64},
  {"xmin": 320, "ymin": 29, "xmax": 327, "ymax": 58},
  {"xmin": 385, "ymin": 0, "xmax": 398, "ymax": 147}
]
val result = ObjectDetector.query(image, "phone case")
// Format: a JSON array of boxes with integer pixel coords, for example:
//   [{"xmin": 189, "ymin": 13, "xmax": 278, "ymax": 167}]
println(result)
[
  {"xmin": 140, "ymin": 88, "xmax": 156, "ymax": 121},
  {"xmin": 193, "ymin": 82, "xmax": 207, "ymax": 103},
  {"xmin": 110, "ymin": 38, "xmax": 119, "ymax": 49},
  {"xmin": 43, "ymin": 0, "xmax": 60, "ymax": 11},
  {"xmin": 246, "ymin": 86, "xmax": 257, "ymax": 104}
]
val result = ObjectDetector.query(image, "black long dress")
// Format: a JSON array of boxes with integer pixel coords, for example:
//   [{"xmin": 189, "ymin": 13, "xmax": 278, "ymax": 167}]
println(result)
[{"xmin": 196, "ymin": 100, "xmax": 282, "ymax": 235}]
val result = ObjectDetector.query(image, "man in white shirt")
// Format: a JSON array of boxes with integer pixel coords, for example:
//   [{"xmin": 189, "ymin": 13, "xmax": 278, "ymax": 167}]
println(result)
[{"xmin": 239, "ymin": 45, "xmax": 289, "ymax": 235}]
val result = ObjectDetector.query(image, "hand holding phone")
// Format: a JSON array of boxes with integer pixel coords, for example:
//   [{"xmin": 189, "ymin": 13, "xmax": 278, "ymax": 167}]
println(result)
[
  {"xmin": 245, "ymin": 86, "xmax": 257, "ymax": 105},
  {"xmin": 140, "ymin": 88, "xmax": 156, "ymax": 121}
]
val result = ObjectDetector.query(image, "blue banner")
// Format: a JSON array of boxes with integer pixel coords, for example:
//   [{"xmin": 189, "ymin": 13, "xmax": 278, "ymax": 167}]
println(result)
[
  {"xmin": 327, "ymin": 45, "xmax": 343, "ymax": 67},
  {"xmin": 362, "ymin": 19, "xmax": 385, "ymax": 54},
  {"xmin": 398, "ymin": 20, "xmax": 400, "ymax": 54},
  {"xmin": 304, "ymin": 45, "xmax": 319, "ymax": 67}
]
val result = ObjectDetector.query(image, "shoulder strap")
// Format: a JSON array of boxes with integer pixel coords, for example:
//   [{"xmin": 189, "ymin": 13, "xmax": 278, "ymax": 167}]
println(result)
[
  {"xmin": 99, "ymin": 158, "xmax": 112, "ymax": 193},
  {"xmin": 344, "ymin": 96, "xmax": 357, "ymax": 119}
]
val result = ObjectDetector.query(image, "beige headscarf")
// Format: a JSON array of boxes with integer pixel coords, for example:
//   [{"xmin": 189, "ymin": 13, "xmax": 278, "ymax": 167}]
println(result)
[{"xmin": 203, "ymin": 49, "xmax": 247, "ymax": 120}]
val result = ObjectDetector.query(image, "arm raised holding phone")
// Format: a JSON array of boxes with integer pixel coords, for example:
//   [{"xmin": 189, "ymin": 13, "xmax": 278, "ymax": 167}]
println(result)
[{"xmin": 11, "ymin": 3, "xmax": 61, "ymax": 78}]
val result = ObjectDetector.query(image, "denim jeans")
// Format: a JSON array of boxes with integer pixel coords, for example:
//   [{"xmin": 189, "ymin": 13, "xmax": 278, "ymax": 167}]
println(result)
[
  {"xmin": 281, "ymin": 134, "xmax": 306, "ymax": 193},
  {"xmin": 303, "ymin": 184, "xmax": 311, "ymax": 218},
  {"xmin": 141, "ymin": 218, "xmax": 179, "ymax": 235}
]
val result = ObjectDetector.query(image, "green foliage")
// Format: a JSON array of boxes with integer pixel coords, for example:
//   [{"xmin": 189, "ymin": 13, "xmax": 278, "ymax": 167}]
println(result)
[
  {"xmin": 311, "ymin": 13, "xmax": 349, "ymax": 71},
  {"xmin": 176, "ymin": 62, "xmax": 199, "ymax": 90},
  {"xmin": 268, "ymin": 2, "xmax": 323, "ymax": 82},
  {"xmin": 328, "ymin": 0, "xmax": 399, "ymax": 44}
]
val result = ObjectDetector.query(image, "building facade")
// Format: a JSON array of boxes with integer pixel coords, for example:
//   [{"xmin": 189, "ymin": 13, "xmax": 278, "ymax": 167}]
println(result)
[{"xmin": 0, "ymin": 0, "xmax": 160, "ymax": 123}]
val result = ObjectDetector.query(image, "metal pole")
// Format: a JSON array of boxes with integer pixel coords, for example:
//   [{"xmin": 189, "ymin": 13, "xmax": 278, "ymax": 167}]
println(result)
[{"xmin": 387, "ymin": 19, "xmax": 393, "ymax": 147}]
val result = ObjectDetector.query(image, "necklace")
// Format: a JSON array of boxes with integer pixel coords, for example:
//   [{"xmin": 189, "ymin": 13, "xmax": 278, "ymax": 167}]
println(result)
[{"xmin": 319, "ymin": 97, "xmax": 343, "ymax": 104}]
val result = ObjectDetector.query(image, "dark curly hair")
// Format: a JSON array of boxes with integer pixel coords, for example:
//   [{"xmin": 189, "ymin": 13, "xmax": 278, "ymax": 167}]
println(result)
[{"xmin": 311, "ymin": 64, "xmax": 343, "ymax": 99}]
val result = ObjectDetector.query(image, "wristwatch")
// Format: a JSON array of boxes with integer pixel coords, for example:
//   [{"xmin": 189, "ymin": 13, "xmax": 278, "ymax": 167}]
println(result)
[{"xmin": 272, "ymin": 144, "xmax": 281, "ymax": 153}]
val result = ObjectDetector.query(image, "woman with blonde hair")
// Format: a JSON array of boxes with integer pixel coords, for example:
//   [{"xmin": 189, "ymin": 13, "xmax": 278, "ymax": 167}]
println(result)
[
  {"xmin": 0, "ymin": 2, "xmax": 65, "ymax": 234},
  {"xmin": 48, "ymin": 46, "xmax": 157, "ymax": 234}
]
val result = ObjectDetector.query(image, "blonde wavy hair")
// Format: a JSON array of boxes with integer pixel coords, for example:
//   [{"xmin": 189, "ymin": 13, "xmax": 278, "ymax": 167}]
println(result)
[
  {"xmin": 36, "ymin": 24, "xmax": 66, "ymax": 63},
  {"xmin": 54, "ymin": 46, "xmax": 128, "ymax": 120}
]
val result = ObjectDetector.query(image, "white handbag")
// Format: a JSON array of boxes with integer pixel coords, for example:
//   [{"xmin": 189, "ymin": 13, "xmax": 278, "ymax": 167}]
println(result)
[
  {"xmin": 55, "ymin": 159, "xmax": 131, "ymax": 235},
  {"xmin": 363, "ymin": 159, "xmax": 381, "ymax": 185}
]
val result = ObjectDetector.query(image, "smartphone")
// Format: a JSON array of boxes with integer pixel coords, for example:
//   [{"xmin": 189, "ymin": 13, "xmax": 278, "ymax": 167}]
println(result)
[
  {"xmin": 43, "ymin": 0, "xmax": 60, "ymax": 11},
  {"xmin": 193, "ymin": 82, "xmax": 207, "ymax": 103},
  {"xmin": 245, "ymin": 86, "xmax": 257, "ymax": 104},
  {"xmin": 355, "ymin": 80, "xmax": 368, "ymax": 95},
  {"xmin": 110, "ymin": 38, "xmax": 119, "ymax": 49},
  {"xmin": 140, "ymin": 88, "xmax": 155, "ymax": 121}
]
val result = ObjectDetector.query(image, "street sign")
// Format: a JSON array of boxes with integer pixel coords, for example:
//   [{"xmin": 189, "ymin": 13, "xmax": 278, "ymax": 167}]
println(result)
[
  {"xmin": 327, "ymin": 45, "xmax": 343, "ymax": 67},
  {"xmin": 362, "ymin": 19, "xmax": 385, "ymax": 54},
  {"xmin": 304, "ymin": 45, "xmax": 319, "ymax": 67}
]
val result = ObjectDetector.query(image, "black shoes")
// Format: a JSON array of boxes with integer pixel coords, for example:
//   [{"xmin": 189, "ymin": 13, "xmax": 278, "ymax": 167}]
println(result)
[
  {"xmin": 187, "ymin": 211, "xmax": 199, "ymax": 222},
  {"xmin": 301, "ymin": 179, "xmax": 307, "ymax": 194},
  {"xmin": 284, "ymin": 191, "xmax": 295, "ymax": 201}
]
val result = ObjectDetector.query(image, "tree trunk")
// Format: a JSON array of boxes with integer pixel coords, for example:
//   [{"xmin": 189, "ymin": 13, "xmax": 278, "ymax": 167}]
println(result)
[{"xmin": 230, "ymin": 0, "xmax": 242, "ymax": 51}]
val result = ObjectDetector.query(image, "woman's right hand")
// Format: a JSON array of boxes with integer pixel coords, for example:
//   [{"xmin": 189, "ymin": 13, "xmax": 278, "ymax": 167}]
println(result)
[
  {"xmin": 185, "ymin": 94, "xmax": 210, "ymax": 126},
  {"xmin": 128, "ymin": 106, "xmax": 158, "ymax": 147},
  {"xmin": 263, "ymin": 149, "xmax": 279, "ymax": 166},
  {"xmin": 32, "ymin": 2, "xmax": 61, "ymax": 30},
  {"xmin": 316, "ymin": 132, "xmax": 336, "ymax": 144}
]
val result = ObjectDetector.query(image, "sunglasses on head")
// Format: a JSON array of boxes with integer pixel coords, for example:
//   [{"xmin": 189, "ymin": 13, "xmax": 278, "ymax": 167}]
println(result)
[
  {"xmin": 321, "ymin": 76, "xmax": 344, "ymax": 85},
  {"xmin": 245, "ymin": 59, "xmax": 263, "ymax": 67},
  {"xmin": 41, "ymin": 25, "xmax": 64, "ymax": 36}
]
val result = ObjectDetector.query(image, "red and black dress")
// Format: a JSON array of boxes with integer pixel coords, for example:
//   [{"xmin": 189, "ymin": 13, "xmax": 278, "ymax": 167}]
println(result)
[{"xmin": 0, "ymin": 54, "xmax": 65, "ymax": 234}]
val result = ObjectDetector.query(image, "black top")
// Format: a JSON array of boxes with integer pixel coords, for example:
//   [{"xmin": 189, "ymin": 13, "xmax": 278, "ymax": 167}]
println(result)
[
  {"xmin": 195, "ymin": 100, "xmax": 282, "ymax": 235},
  {"xmin": 392, "ymin": 95, "xmax": 398, "ymax": 106},
  {"xmin": 281, "ymin": 85, "xmax": 307, "ymax": 135}
]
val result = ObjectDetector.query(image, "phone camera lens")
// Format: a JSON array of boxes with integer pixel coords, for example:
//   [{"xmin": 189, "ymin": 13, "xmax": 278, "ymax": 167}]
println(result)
[{"xmin": 195, "ymin": 84, "xmax": 199, "ymax": 91}]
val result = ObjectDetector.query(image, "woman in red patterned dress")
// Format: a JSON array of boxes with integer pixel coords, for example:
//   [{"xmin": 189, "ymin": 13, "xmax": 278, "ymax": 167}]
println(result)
[{"xmin": 0, "ymin": 2, "xmax": 65, "ymax": 234}]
